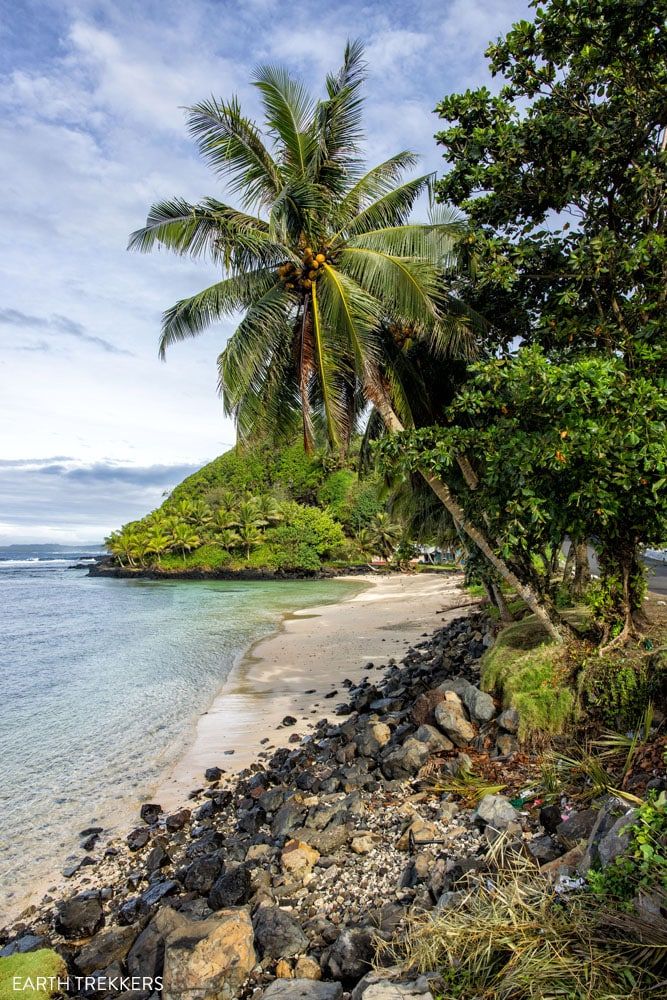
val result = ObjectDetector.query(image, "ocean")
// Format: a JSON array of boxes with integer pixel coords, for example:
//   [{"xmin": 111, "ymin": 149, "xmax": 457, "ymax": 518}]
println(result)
[{"xmin": 0, "ymin": 553, "xmax": 357, "ymax": 918}]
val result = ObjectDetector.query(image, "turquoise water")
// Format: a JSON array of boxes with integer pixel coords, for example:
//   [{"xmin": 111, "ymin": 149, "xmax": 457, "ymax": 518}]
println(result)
[{"xmin": 0, "ymin": 560, "xmax": 358, "ymax": 917}]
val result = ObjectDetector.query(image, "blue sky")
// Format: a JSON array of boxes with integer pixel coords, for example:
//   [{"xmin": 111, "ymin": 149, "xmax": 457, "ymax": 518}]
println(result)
[{"xmin": 0, "ymin": 0, "xmax": 529, "ymax": 542}]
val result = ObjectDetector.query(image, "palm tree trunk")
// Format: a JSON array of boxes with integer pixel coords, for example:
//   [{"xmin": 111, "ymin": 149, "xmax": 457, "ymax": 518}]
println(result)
[
  {"xmin": 371, "ymin": 392, "xmax": 565, "ymax": 643},
  {"xmin": 491, "ymin": 581, "xmax": 514, "ymax": 624}
]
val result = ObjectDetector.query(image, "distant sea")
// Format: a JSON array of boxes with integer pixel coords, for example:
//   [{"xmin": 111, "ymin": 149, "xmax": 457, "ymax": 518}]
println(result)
[{"xmin": 0, "ymin": 550, "xmax": 357, "ymax": 917}]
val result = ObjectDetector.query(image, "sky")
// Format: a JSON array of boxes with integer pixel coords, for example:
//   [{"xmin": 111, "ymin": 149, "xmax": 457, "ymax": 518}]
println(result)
[{"xmin": 0, "ymin": 0, "xmax": 530, "ymax": 544}]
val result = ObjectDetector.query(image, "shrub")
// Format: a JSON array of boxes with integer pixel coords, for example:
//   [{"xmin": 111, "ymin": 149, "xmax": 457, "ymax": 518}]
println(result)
[{"xmin": 160, "ymin": 544, "xmax": 232, "ymax": 571}]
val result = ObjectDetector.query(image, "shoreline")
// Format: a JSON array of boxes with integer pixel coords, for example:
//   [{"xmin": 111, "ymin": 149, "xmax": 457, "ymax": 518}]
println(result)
[
  {"xmin": 157, "ymin": 573, "xmax": 473, "ymax": 808},
  {"xmin": 3, "ymin": 572, "xmax": 472, "ymax": 928}
]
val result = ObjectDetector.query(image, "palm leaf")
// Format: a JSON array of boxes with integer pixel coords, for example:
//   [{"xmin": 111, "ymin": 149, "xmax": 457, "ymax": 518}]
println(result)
[
  {"xmin": 159, "ymin": 269, "xmax": 278, "ymax": 358},
  {"xmin": 186, "ymin": 97, "xmax": 283, "ymax": 208},
  {"xmin": 313, "ymin": 39, "xmax": 367, "ymax": 191},
  {"xmin": 311, "ymin": 281, "xmax": 345, "ymax": 447},
  {"xmin": 336, "ymin": 175, "xmax": 433, "ymax": 241},
  {"xmin": 253, "ymin": 64, "xmax": 316, "ymax": 176},
  {"xmin": 339, "ymin": 246, "xmax": 440, "ymax": 328},
  {"xmin": 335, "ymin": 151, "xmax": 420, "ymax": 223}
]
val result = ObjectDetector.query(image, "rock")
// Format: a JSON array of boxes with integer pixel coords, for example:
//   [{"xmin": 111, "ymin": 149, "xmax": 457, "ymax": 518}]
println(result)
[
  {"xmin": 283, "ymin": 716, "xmax": 298, "ymax": 727},
  {"xmin": 434, "ymin": 696, "xmax": 475, "ymax": 746},
  {"xmin": 598, "ymin": 811, "xmax": 637, "ymax": 867},
  {"xmin": 253, "ymin": 905, "xmax": 308, "ymax": 960},
  {"xmin": 146, "ymin": 841, "xmax": 171, "ymax": 872},
  {"xmin": 413, "ymin": 724, "xmax": 454, "ymax": 752},
  {"xmin": 281, "ymin": 839, "xmax": 320, "ymax": 876},
  {"xmin": 126, "ymin": 906, "xmax": 185, "ymax": 979},
  {"xmin": 440, "ymin": 679, "xmax": 495, "ymax": 723},
  {"xmin": 0, "ymin": 935, "xmax": 47, "ymax": 957},
  {"xmin": 297, "ymin": 823, "xmax": 351, "ymax": 855},
  {"xmin": 81, "ymin": 832, "xmax": 100, "ymax": 851},
  {"xmin": 541, "ymin": 843, "xmax": 586, "ymax": 877},
  {"xmin": 527, "ymin": 835, "xmax": 563, "ymax": 865},
  {"xmin": 474, "ymin": 794, "xmax": 519, "ymax": 831},
  {"xmin": 54, "ymin": 894, "xmax": 104, "ymax": 938},
  {"xmin": 396, "ymin": 816, "xmax": 438, "ymax": 852},
  {"xmin": 579, "ymin": 797, "xmax": 637, "ymax": 872},
  {"xmin": 273, "ymin": 801, "xmax": 307, "ymax": 838},
  {"xmin": 411, "ymin": 690, "xmax": 445, "ymax": 727},
  {"xmin": 74, "ymin": 924, "xmax": 138, "ymax": 974},
  {"xmin": 165, "ymin": 808, "xmax": 191, "ymax": 832},
  {"xmin": 381, "ymin": 738, "xmax": 430, "ymax": 779},
  {"xmin": 261, "ymin": 982, "xmax": 342, "ymax": 1000},
  {"xmin": 127, "ymin": 827, "xmax": 150, "ymax": 851},
  {"xmin": 141, "ymin": 879, "xmax": 179, "ymax": 907},
  {"xmin": 208, "ymin": 865, "xmax": 251, "ymax": 909},
  {"xmin": 162, "ymin": 907, "xmax": 256, "ymax": 1000},
  {"xmin": 556, "ymin": 809, "xmax": 598, "ymax": 848},
  {"xmin": 356, "ymin": 721, "xmax": 391, "ymax": 757},
  {"xmin": 294, "ymin": 956, "xmax": 322, "ymax": 980},
  {"xmin": 276, "ymin": 959, "xmax": 294, "ymax": 978},
  {"xmin": 351, "ymin": 834, "xmax": 375, "ymax": 855},
  {"xmin": 324, "ymin": 926, "xmax": 375, "ymax": 981},
  {"xmin": 183, "ymin": 854, "xmax": 224, "ymax": 894},
  {"xmin": 496, "ymin": 708, "xmax": 519, "ymax": 733},
  {"xmin": 205, "ymin": 767, "xmax": 223, "ymax": 782},
  {"xmin": 495, "ymin": 734, "xmax": 518, "ymax": 756},
  {"xmin": 539, "ymin": 804, "xmax": 562, "ymax": 835},
  {"xmin": 358, "ymin": 981, "xmax": 435, "ymax": 1000},
  {"xmin": 140, "ymin": 803, "xmax": 162, "ymax": 825}
]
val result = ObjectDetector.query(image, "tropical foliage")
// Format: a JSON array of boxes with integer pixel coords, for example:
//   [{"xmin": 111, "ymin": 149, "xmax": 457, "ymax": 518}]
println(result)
[{"xmin": 128, "ymin": 42, "xmax": 470, "ymax": 454}]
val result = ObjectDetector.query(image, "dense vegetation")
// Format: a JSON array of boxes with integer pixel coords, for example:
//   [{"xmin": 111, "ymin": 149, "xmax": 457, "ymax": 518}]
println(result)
[{"xmin": 105, "ymin": 441, "xmax": 401, "ymax": 572}]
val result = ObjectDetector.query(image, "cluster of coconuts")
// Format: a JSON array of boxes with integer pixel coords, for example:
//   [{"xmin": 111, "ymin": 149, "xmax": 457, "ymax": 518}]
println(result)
[
  {"xmin": 277, "ymin": 247, "xmax": 328, "ymax": 293},
  {"xmin": 388, "ymin": 321, "xmax": 416, "ymax": 351}
]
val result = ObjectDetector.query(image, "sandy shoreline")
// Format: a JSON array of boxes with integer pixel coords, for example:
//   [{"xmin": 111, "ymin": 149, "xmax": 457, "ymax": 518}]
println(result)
[{"xmin": 158, "ymin": 572, "xmax": 472, "ymax": 808}]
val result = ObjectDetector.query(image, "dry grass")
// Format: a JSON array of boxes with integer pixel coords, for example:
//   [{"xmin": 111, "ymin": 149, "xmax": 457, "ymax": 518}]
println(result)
[{"xmin": 383, "ymin": 843, "xmax": 661, "ymax": 999}]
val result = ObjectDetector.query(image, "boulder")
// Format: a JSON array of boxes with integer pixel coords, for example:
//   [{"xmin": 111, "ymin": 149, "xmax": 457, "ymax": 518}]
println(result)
[
  {"xmin": 358, "ymin": 981, "xmax": 434, "ymax": 1000},
  {"xmin": 165, "ymin": 809, "xmax": 191, "ymax": 832},
  {"xmin": 434, "ymin": 696, "xmax": 475, "ymax": 746},
  {"xmin": 473, "ymin": 795, "xmax": 519, "ymax": 831},
  {"xmin": 0, "ymin": 935, "xmax": 47, "ymax": 957},
  {"xmin": 126, "ymin": 906, "xmax": 186, "ymax": 979},
  {"xmin": 413, "ymin": 725, "xmax": 454, "ymax": 752},
  {"xmin": 439, "ymin": 679, "xmax": 495, "ymax": 723},
  {"xmin": 74, "ymin": 924, "xmax": 138, "ymax": 974},
  {"xmin": 598, "ymin": 811, "xmax": 637, "ymax": 867},
  {"xmin": 139, "ymin": 803, "xmax": 162, "ymax": 826},
  {"xmin": 261, "ymin": 982, "xmax": 342, "ymax": 1000},
  {"xmin": 555, "ymin": 809, "xmax": 598, "ymax": 848},
  {"xmin": 54, "ymin": 894, "xmax": 104, "ymax": 938},
  {"xmin": 183, "ymin": 854, "xmax": 224, "ymax": 894},
  {"xmin": 204, "ymin": 767, "xmax": 223, "ymax": 782},
  {"xmin": 381, "ymin": 738, "xmax": 430, "ymax": 779},
  {"xmin": 281, "ymin": 839, "xmax": 320, "ymax": 876},
  {"xmin": 324, "ymin": 927, "xmax": 376, "ymax": 981},
  {"xmin": 356, "ymin": 721, "xmax": 391, "ymax": 757},
  {"xmin": 294, "ymin": 956, "xmax": 322, "ymax": 980},
  {"xmin": 253, "ymin": 905, "xmax": 308, "ymax": 960},
  {"xmin": 208, "ymin": 865, "xmax": 252, "ymax": 910},
  {"xmin": 296, "ymin": 823, "xmax": 351, "ymax": 855},
  {"xmin": 411, "ymin": 690, "xmax": 445, "ymax": 727},
  {"xmin": 162, "ymin": 907, "xmax": 256, "ymax": 1000}
]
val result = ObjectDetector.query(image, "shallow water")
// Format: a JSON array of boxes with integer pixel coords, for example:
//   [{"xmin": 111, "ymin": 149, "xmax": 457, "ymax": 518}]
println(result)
[{"xmin": 0, "ymin": 561, "xmax": 357, "ymax": 915}]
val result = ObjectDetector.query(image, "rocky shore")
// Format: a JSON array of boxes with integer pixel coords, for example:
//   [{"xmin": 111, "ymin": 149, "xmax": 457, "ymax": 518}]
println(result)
[{"xmin": 1, "ymin": 610, "xmax": 648, "ymax": 1000}]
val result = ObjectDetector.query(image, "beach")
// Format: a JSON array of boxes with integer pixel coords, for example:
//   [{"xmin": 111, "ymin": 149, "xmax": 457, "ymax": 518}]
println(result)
[{"xmin": 159, "ymin": 572, "xmax": 473, "ymax": 807}]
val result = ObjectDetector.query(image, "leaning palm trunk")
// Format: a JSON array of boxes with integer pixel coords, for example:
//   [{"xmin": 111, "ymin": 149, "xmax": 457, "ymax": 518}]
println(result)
[{"xmin": 373, "ymin": 393, "xmax": 564, "ymax": 642}]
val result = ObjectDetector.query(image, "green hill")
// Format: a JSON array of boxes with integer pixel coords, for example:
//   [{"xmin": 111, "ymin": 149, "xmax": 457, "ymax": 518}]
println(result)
[{"xmin": 105, "ymin": 440, "xmax": 386, "ymax": 574}]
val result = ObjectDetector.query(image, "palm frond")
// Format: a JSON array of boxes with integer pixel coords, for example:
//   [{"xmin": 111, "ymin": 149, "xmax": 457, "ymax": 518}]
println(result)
[
  {"xmin": 313, "ymin": 39, "xmax": 366, "ymax": 191},
  {"xmin": 186, "ymin": 97, "xmax": 283, "ymax": 208},
  {"xmin": 317, "ymin": 263, "xmax": 382, "ymax": 371},
  {"xmin": 311, "ymin": 282, "xmax": 345, "ymax": 448},
  {"xmin": 349, "ymin": 222, "xmax": 461, "ymax": 265},
  {"xmin": 336, "ymin": 175, "xmax": 433, "ymax": 241},
  {"xmin": 339, "ymin": 246, "xmax": 440, "ymax": 328},
  {"xmin": 335, "ymin": 151, "xmax": 420, "ymax": 222},
  {"xmin": 159, "ymin": 269, "xmax": 278, "ymax": 358},
  {"xmin": 253, "ymin": 64, "xmax": 316, "ymax": 176}
]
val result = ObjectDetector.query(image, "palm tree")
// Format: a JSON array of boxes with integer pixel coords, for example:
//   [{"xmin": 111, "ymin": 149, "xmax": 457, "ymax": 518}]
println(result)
[
  {"xmin": 168, "ymin": 523, "xmax": 201, "ymax": 564},
  {"xmin": 129, "ymin": 41, "xmax": 564, "ymax": 641},
  {"xmin": 129, "ymin": 41, "xmax": 464, "ymax": 453},
  {"xmin": 255, "ymin": 495, "xmax": 283, "ymax": 525},
  {"xmin": 368, "ymin": 512, "xmax": 401, "ymax": 561},
  {"xmin": 214, "ymin": 527, "xmax": 240, "ymax": 551},
  {"xmin": 145, "ymin": 528, "xmax": 170, "ymax": 566},
  {"xmin": 237, "ymin": 523, "xmax": 263, "ymax": 560}
]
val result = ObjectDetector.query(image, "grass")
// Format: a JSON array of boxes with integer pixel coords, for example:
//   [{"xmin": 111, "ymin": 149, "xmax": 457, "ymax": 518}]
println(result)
[
  {"xmin": 385, "ymin": 845, "xmax": 663, "ymax": 999},
  {"xmin": 0, "ymin": 951, "xmax": 67, "ymax": 1000},
  {"xmin": 480, "ymin": 617, "xmax": 576, "ymax": 742}
]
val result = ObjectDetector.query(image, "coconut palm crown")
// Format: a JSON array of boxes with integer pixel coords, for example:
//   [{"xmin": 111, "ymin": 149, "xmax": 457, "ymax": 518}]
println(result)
[{"xmin": 129, "ymin": 41, "xmax": 465, "ymax": 451}]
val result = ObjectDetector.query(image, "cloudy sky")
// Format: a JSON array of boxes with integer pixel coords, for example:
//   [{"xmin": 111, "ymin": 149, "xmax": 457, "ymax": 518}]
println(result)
[{"xmin": 0, "ymin": 0, "xmax": 529, "ymax": 544}]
